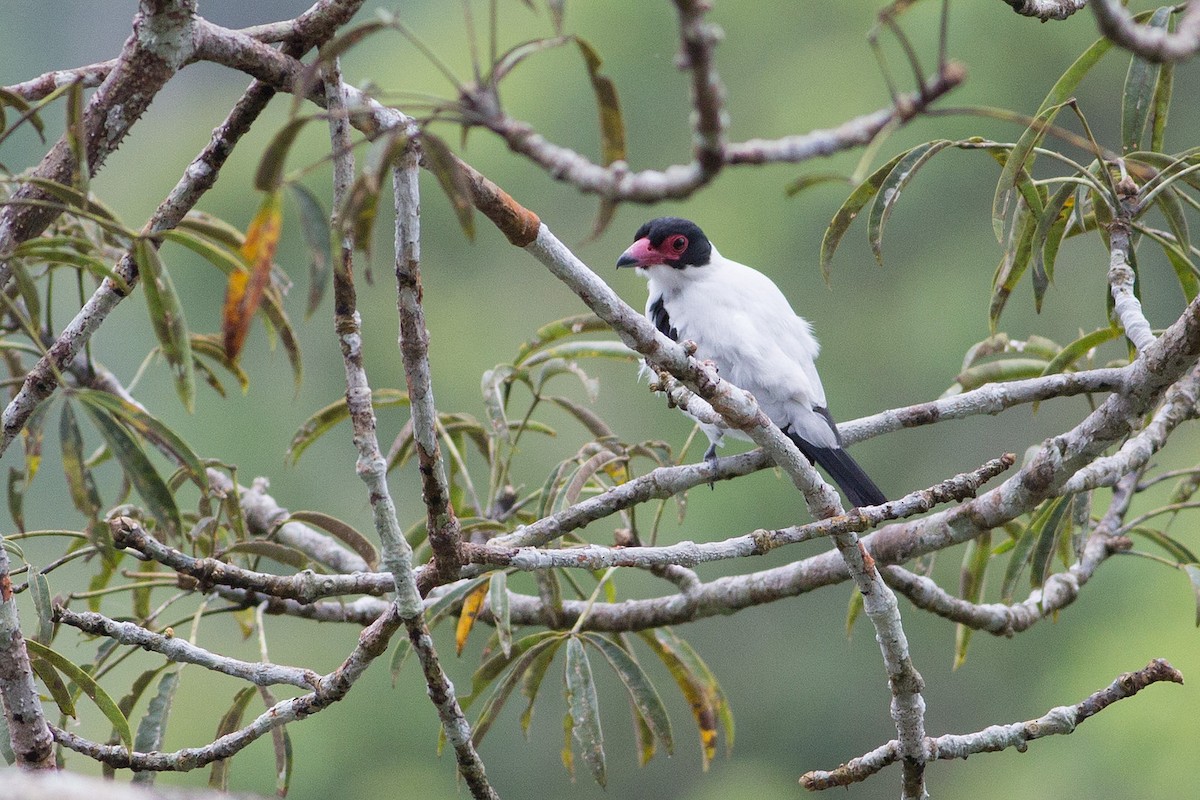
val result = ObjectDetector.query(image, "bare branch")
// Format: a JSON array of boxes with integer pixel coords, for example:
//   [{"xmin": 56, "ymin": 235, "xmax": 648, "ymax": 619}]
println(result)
[
  {"xmin": 51, "ymin": 604, "xmax": 406, "ymax": 771},
  {"xmin": 54, "ymin": 608, "xmax": 320, "ymax": 690},
  {"xmin": 1091, "ymin": 0, "xmax": 1200, "ymax": 63},
  {"xmin": 467, "ymin": 455, "xmax": 1013, "ymax": 572},
  {"xmin": 1109, "ymin": 187, "xmax": 1156, "ymax": 353},
  {"xmin": 0, "ymin": 544, "xmax": 54, "ymax": 769},
  {"xmin": 1001, "ymin": 0, "xmax": 1087, "ymax": 21},
  {"xmin": 800, "ymin": 658, "xmax": 1184, "ymax": 790}
]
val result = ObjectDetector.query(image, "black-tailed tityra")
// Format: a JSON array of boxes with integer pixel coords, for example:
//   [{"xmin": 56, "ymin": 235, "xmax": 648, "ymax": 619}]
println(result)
[{"xmin": 617, "ymin": 216, "xmax": 886, "ymax": 508}]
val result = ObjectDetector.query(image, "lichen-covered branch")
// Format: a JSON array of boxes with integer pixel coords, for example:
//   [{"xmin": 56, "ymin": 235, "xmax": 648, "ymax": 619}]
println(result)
[
  {"xmin": 799, "ymin": 658, "xmax": 1184, "ymax": 790},
  {"xmin": 0, "ymin": 544, "xmax": 54, "ymax": 770},
  {"xmin": 1001, "ymin": 0, "xmax": 1087, "ymax": 21},
  {"xmin": 1091, "ymin": 0, "xmax": 1200, "ymax": 62}
]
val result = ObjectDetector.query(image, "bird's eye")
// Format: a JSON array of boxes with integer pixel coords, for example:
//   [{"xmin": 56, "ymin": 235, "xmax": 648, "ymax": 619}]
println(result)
[{"xmin": 668, "ymin": 235, "xmax": 688, "ymax": 252}]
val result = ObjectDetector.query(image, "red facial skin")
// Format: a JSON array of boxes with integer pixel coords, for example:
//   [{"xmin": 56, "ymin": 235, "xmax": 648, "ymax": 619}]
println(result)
[{"xmin": 618, "ymin": 233, "xmax": 690, "ymax": 268}]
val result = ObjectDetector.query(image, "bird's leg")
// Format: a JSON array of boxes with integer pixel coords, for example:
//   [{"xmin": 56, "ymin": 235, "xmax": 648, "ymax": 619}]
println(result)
[{"xmin": 703, "ymin": 442, "xmax": 718, "ymax": 490}]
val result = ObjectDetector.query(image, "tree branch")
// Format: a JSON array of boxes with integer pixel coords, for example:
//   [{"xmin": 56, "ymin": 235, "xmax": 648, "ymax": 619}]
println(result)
[
  {"xmin": 0, "ymin": 543, "xmax": 54, "ymax": 770},
  {"xmin": 800, "ymin": 658, "xmax": 1184, "ymax": 790},
  {"xmin": 1001, "ymin": 0, "xmax": 1087, "ymax": 21},
  {"xmin": 1091, "ymin": 0, "xmax": 1200, "ymax": 62}
]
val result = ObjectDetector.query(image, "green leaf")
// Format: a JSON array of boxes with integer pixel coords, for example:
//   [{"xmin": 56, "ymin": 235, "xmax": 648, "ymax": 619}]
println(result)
[
  {"xmin": 1126, "ymin": 527, "xmax": 1199, "ymax": 564},
  {"xmin": 6, "ymin": 468, "xmax": 25, "ymax": 533},
  {"xmin": 287, "ymin": 389, "xmax": 409, "ymax": 464},
  {"xmin": 638, "ymin": 629, "xmax": 723, "ymax": 768},
  {"xmin": 290, "ymin": 182, "xmax": 333, "ymax": 319},
  {"xmin": 218, "ymin": 541, "xmax": 311, "ymax": 570},
  {"xmin": 582, "ymin": 633, "xmax": 674, "ymax": 756},
  {"xmin": 845, "ymin": 587, "xmax": 864, "ymax": 638},
  {"xmin": 520, "ymin": 639, "xmax": 562, "ymax": 735},
  {"xmin": 25, "ymin": 639, "xmax": 132, "ymax": 749},
  {"xmin": 79, "ymin": 400, "xmax": 181, "ymax": 537},
  {"xmin": 515, "ymin": 314, "xmax": 610, "ymax": 364},
  {"xmin": 256, "ymin": 116, "xmax": 317, "ymax": 192},
  {"xmin": 520, "ymin": 341, "xmax": 637, "ymax": 366},
  {"xmin": 1031, "ymin": 183, "xmax": 1075, "ymax": 310},
  {"xmin": 547, "ymin": 395, "xmax": 615, "ymax": 440},
  {"xmin": 1184, "ymin": 564, "xmax": 1200, "ymax": 627},
  {"xmin": 134, "ymin": 238, "xmax": 195, "ymax": 412},
  {"xmin": 954, "ymin": 530, "xmax": 991, "ymax": 670},
  {"xmin": 564, "ymin": 637, "xmax": 606, "ymax": 787},
  {"xmin": 421, "ymin": 130, "xmax": 474, "ymax": 239},
  {"xmin": 29, "ymin": 655, "xmax": 75, "ymax": 717},
  {"xmin": 30, "ymin": 571, "xmax": 53, "ymax": 644},
  {"xmin": 286, "ymin": 510, "xmax": 379, "ymax": 570},
  {"xmin": 1038, "ymin": 327, "xmax": 1122, "ymax": 379},
  {"xmin": 470, "ymin": 635, "xmax": 566, "ymax": 746},
  {"xmin": 489, "ymin": 571, "xmax": 512, "ymax": 659},
  {"xmin": 258, "ymin": 288, "xmax": 304, "ymax": 392},
  {"xmin": 955, "ymin": 358, "xmax": 1049, "ymax": 392},
  {"xmin": 820, "ymin": 150, "xmax": 908, "ymax": 281},
  {"xmin": 74, "ymin": 389, "xmax": 207, "ymax": 491},
  {"xmin": 1120, "ymin": 6, "xmax": 1174, "ymax": 153},
  {"xmin": 1029, "ymin": 496, "xmax": 1071, "ymax": 589},
  {"xmin": 132, "ymin": 668, "xmax": 180, "ymax": 783},
  {"xmin": 481, "ymin": 365, "xmax": 514, "ymax": 445},
  {"xmin": 990, "ymin": 190, "xmax": 1042, "ymax": 330},
  {"xmin": 785, "ymin": 172, "xmax": 850, "ymax": 197},
  {"xmin": 867, "ymin": 140, "xmax": 953, "ymax": 267},
  {"xmin": 208, "ymin": 686, "xmax": 257, "ymax": 790},
  {"xmin": 159, "ymin": 228, "xmax": 247, "ymax": 276}
]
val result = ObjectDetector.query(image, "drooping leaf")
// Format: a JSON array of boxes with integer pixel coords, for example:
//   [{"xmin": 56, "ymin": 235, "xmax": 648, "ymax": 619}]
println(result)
[
  {"xmin": 224, "ymin": 190, "xmax": 283, "ymax": 361},
  {"xmin": 218, "ymin": 541, "xmax": 311, "ymax": 570},
  {"xmin": 208, "ymin": 686, "xmax": 257, "ymax": 790},
  {"xmin": 456, "ymin": 582, "xmax": 489, "ymax": 655},
  {"xmin": 25, "ymin": 639, "xmax": 132, "ymax": 750},
  {"xmin": 286, "ymin": 510, "xmax": 379, "ymax": 570},
  {"xmin": 1031, "ymin": 183, "xmax": 1076, "ymax": 310},
  {"xmin": 290, "ymin": 182, "xmax": 333, "ymax": 318},
  {"xmin": 134, "ymin": 239, "xmax": 195, "ymax": 412},
  {"xmin": 820, "ymin": 150, "xmax": 908, "ymax": 282},
  {"xmin": 489, "ymin": 571, "xmax": 512, "ymax": 658},
  {"xmin": 29, "ymin": 570, "xmax": 53, "ymax": 644},
  {"xmin": 132, "ymin": 668, "xmax": 180, "ymax": 784},
  {"xmin": 481, "ymin": 365, "xmax": 514, "ymax": 445},
  {"xmin": 867, "ymin": 140, "xmax": 953, "ymax": 267},
  {"xmin": 257, "ymin": 289, "xmax": 304, "ymax": 391},
  {"xmin": 78, "ymin": 400, "xmax": 180, "ymax": 537},
  {"xmin": 1029, "ymin": 496, "xmax": 1071, "ymax": 589},
  {"xmin": 75, "ymin": 389, "xmax": 207, "ymax": 491},
  {"xmin": 514, "ymin": 314, "xmax": 610, "ymax": 364},
  {"xmin": 953, "ymin": 530, "xmax": 991, "ymax": 669},
  {"xmin": 564, "ymin": 637, "xmax": 606, "ymax": 787},
  {"xmin": 1120, "ymin": 6, "xmax": 1174, "ymax": 153},
  {"xmin": 639, "ymin": 629, "xmax": 719, "ymax": 768},
  {"xmin": 582, "ymin": 633, "xmax": 674, "ymax": 757},
  {"xmin": 989, "ymin": 188, "xmax": 1042, "ymax": 330},
  {"xmin": 287, "ymin": 389, "xmax": 409, "ymax": 465},
  {"xmin": 29, "ymin": 654, "xmax": 75, "ymax": 718},
  {"xmin": 1183, "ymin": 564, "xmax": 1200, "ymax": 626},
  {"xmin": 1038, "ymin": 326, "xmax": 1123, "ymax": 378},
  {"xmin": 470, "ymin": 635, "xmax": 566, "ymax": 746},
  {"xmin": 421, "ymin": 130, "xmax": 474, "ymax": 239},
  {"xmin": 255, "ymin": 116, "xmax": 316, "ymax": 192}
]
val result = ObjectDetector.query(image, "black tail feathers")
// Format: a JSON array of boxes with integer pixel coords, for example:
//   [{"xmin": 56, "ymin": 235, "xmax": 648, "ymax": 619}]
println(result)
[{"xmin": 786, "ymin": 431, "xmax": 886, "ymax": 508}]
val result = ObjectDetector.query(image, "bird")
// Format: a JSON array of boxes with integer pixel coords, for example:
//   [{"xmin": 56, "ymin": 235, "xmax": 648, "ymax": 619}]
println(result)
[{"xmin": 616, "ymin": 216, "xmax": 886, "ymax": 508}]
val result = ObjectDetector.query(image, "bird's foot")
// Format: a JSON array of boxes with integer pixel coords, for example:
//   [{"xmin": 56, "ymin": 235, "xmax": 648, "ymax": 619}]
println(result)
[{"xmin": 703, "ymin": 443, "xmax": 718, "ymax": 490}]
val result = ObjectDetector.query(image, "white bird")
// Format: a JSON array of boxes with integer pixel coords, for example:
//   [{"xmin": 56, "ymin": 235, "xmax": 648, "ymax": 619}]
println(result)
[{"xmin": 617, "ymin": 216, "xmax": 886, "ymax": 507}]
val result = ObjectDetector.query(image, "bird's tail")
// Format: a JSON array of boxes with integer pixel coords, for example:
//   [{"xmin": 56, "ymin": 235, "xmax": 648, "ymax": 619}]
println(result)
[{"xmin": 786, "ymin": 431, "xmax": 886, "ymax": 508}]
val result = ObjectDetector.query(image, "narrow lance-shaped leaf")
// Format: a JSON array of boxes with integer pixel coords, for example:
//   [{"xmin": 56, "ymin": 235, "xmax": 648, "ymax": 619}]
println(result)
[
  {"xmin": 564, "ymin": 637, "xmax": 606, "ymax": 787},
  {"xmin": 224, "ymin": 190, "xmax": 283, "ymax": 360},
  {"xmin": 867, "ymin": 140, "xmax": 952, "ymax": 267},
  {"xmin": 576, "ymin": 36, "xmax": 626, "ymax": 239},
  {"xmin": 456, "ymin": 582, "xmax": 488, "ymax": 656},
  {"xmin": 209, "ymin": 686, "xmax": 257, "ymax": 790},
  {"xmin": 75, "ymin": 389, "xmax": 207, "ymax": 491},
  {"xmin": 287, "ymin": 389, "xmax": 409, "ymax": 465},
  {"xmin": 1182, "ymin": 565, "xmax": 1200, "ymax": 626},
  {"xmin": 30, "ymin": 571, "xmax": 53, "ymax": 645},
  {"xmin": 255, "ymin": 116, "xmax": 316, "ymax": 192},
  {"xmin": 286, "ymin": 510, "xmax": 379, "ymax": 570},
  {"xmin": 638, "ymin": 629, "xmax": 718, "ymax": 768},
  {"xmin": 582, "ymin": 633, "xmax": 673, "ymax": 756},
  {"xmin": 258, "ymin": 288, "xmax": 304, "ymax": 392},
  {"xmin": 470, "ymin": 636, "xmax": 566, "ymax": 747},
  {"xmin": 489, "ymin": 571, "xmax": 512, "ymax": 659},
  {"xmin": 290, "ymin": 182, "xmax": 332, "ymax": 318},
  {"xmin": 421, "ymin": 130, "xmax": 474, "ymax": 239},
  {"xmin": 1030, "ymin": 496, "xmax": 1071, "ymax": 589},
  {"xmin": 820, "ymin": 149, "xmax": 908, "ymax": 282},
  {"xmin": 1120, "ymin": 6, "xmax": 1174, "ymax": 153},
  {"xmin": 79, "ymin": 400, "xmax": 181, "ymax": 537},
  {"xmin": 1031, "ymin": 183, "xmax": 1075, "ymax": 311},
  {"xmin": 135, "ymin": 238, "xmax": 195, "ymax": 412},
  {"xmin": 25, "ymin": 640, "xmax": 132, "ymax": 750},
  {"xmin": 132, "ymin": 668, "xmax": 180, "ymax": 785},
  {"xmin": 953, "ymin": 530, "xmax": 991, "ymax": 670}
]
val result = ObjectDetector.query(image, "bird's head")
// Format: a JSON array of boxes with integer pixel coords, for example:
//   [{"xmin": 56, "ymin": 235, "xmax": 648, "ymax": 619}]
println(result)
[{"xmin": 616, "ymin": 217, "xmax": 712, "ymax": 271}]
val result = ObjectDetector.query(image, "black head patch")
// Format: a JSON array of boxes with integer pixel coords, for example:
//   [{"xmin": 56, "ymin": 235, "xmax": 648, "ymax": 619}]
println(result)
[{"xmin": 632, "ymin": 217, "xmax": 712, "ymax": 269}]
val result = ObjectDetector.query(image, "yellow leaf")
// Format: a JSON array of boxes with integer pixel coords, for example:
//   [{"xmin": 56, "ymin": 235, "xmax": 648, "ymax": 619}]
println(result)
[
  {"xmin": 223, "ymin": 190, "xmax": 283, "ymax": 359},
  {"xmin": 455, "ymin": 583, "xmax": 487, "ymax": 655}
]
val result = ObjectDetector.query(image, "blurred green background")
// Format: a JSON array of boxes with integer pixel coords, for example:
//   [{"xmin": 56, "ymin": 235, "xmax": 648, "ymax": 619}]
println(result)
[{"xmin": 3, "ymin": 1, "xmax": 1199, "ymax": 798}]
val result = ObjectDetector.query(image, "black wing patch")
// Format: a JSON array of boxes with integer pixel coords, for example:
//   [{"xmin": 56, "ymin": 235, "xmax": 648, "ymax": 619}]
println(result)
[{"xmin": 649, "ymin": 296, "xmax": 679, "ymax": 341}]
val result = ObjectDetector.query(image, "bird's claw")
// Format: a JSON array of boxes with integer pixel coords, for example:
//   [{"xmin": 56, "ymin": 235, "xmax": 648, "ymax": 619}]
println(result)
[{"xmin": 703, "ymin": 443, "xmax": 718, "ymax": 490}]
